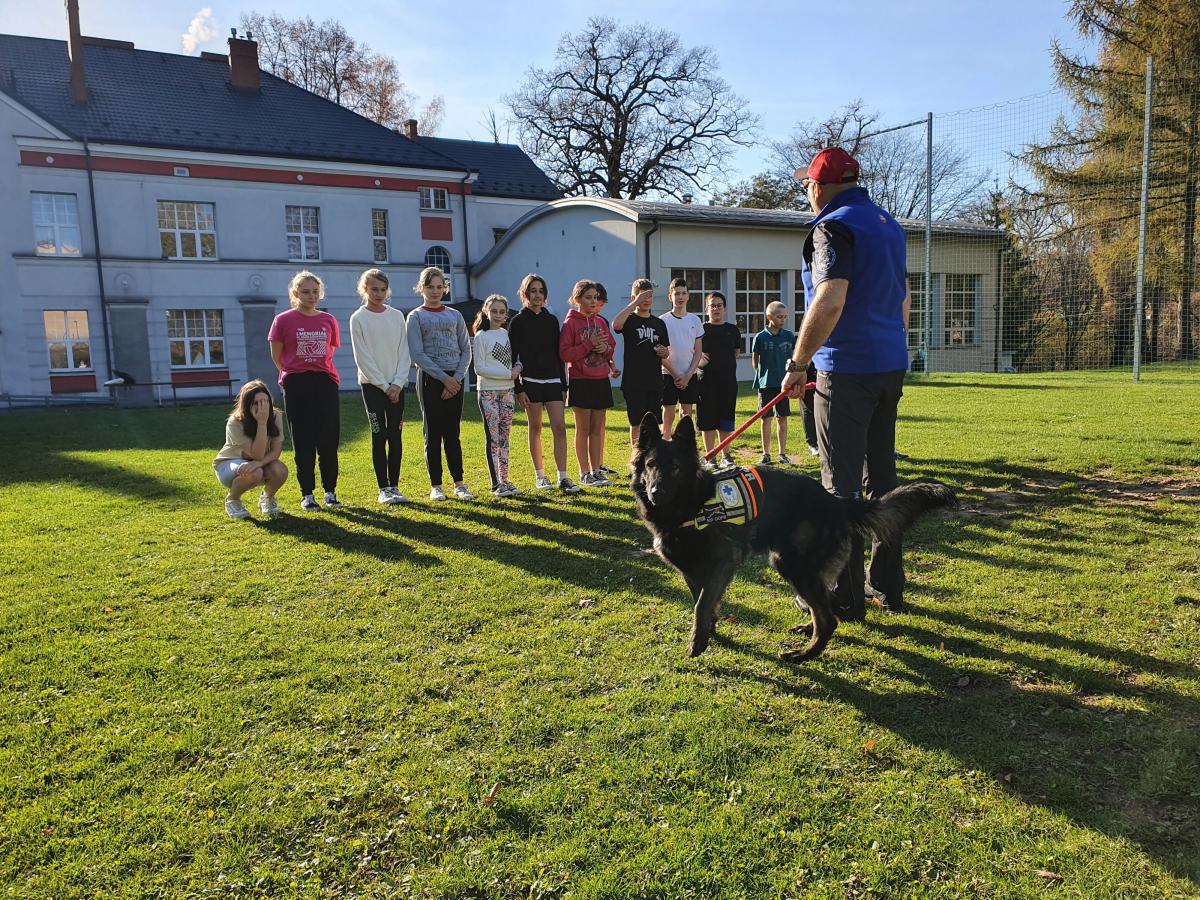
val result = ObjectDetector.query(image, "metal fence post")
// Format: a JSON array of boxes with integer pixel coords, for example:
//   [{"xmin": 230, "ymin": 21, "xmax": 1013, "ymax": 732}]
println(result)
[
  {"xmin": 1133, "ymin": 56, "xmax": 1154, "ymax": 382},
  {"xmin": 924, "ymin": 111, "xmax": 934, "ymax": 374}
]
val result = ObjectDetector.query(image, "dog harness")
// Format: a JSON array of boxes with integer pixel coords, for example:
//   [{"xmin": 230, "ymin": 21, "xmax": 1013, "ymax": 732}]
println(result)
[{"xmin": 690, "ymin": 466, "xmax": 765, "ymax": 529}]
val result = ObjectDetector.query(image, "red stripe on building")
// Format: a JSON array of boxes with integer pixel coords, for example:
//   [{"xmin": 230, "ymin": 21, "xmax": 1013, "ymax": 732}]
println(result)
[
  {"xmin": 420, "ymin": 216, "xmax": 454, "ymax": 241},
  {"xmin": 50, "ymin": 373, "xmax": 97, "ymax": 393},
  {"xmin": 19, "ymin": 151, "xmax": 471, "ymax": 194}
]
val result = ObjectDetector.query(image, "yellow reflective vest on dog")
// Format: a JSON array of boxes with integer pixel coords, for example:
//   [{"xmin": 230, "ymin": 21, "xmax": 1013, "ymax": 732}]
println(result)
[{"xmin": 691, "ymin": 467, "xmax": 766, "ymax": 529}]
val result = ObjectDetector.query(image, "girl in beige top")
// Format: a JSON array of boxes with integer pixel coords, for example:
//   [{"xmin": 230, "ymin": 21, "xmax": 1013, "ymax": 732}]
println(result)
[{"xmin": 213, "ymin": 380, "xmax": 289, "ymax": 519}]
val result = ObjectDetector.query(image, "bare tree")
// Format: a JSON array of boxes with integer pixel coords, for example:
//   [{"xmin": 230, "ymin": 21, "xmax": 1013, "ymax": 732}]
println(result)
[
  {"xmin": 505, "ymin": 17, "xmax": 757, "ymax": 199},
  {"xmin": 479, "ymin": 107, "xmax": 511, "ymax": 144},
  {"xmin": 240, "ymin": 11, "xmax": 444, "ymax": 134},
  {"xmin": 770, "ymin": 99, "xmax": 988, "ymax": 220}
]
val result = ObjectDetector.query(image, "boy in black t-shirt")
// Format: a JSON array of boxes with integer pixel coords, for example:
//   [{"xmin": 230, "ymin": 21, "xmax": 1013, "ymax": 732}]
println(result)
[
  {"xmin": 611, "ymin": 277, "xmax": 670, "ymax": 446},
  {"xmin": 697, "ymin": 291, "xmax": 741, "ymax": 464}
]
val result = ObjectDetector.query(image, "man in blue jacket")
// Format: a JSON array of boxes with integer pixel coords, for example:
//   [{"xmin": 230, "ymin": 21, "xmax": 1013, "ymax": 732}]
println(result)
[{"xmin": 781, "ymin": 147, "xmax": 912, "ymax": 618}]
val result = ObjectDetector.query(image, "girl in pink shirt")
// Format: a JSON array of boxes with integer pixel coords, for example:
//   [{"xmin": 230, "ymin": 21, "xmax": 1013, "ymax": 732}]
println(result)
[
  {"xmin": 559, "ymin": 279, "xmax": 615, "ymax": 487},
  {"xmin": 268, "ymin": 270, "xmax": 342, "ymax": 511}
]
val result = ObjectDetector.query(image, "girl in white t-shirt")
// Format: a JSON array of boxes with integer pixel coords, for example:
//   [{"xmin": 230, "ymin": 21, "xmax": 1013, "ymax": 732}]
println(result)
[
  {"xmin": 472, "ymin": 294, "xmax": 522, "ymax": 497},
  {"xmin": 212, "ymin": 380, "xmax": 289, "ymax": 519}
]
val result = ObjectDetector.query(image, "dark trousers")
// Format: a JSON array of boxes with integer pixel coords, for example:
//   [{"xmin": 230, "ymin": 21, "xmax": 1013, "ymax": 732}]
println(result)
[
  {"xmin": 417, "ymin": 373, "xmax": 464, "ymax": 486},
  {"xmin": 282, "ymin": 371, "xmax": 340, "ymax": 496},
  {"xmin": 801, "ymin": 361, "xmax": 818, "ymax": 449},
  {"xmin": 814, "ymin": 369, "xmax": 906, "ymax": 614},
  {"xmin": 361, "ymin": 383, "xmax": 405, "ymax": 489}
]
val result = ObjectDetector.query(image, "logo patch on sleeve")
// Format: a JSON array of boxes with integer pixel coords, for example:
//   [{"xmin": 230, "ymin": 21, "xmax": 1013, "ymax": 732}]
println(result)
[{"xmin": 813, "ymin": 244, "xmax": 837, "ymax": 278}]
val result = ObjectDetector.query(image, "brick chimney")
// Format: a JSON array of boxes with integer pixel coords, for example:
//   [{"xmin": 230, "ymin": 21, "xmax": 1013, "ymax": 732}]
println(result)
[
  {"xmin": 65, "ymin": 0, "xmax": 87, "ymax": 104},
  {"xmin": 227, "ymin": 29, "xmax": 261, "ymax": 91},
  {"xmin": 404, "ymin": 119, "xmax": 419, "ymax": 140}
]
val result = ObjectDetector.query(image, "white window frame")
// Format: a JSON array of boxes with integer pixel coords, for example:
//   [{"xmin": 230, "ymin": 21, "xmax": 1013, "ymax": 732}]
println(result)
[
  {"xmin": 907, "ymin": 273, "xmax": 927, "ymax": 351},
  {"xmin": 794, "ymin": 272, "xmax": 806, "ymax": 334},
  {"xmin": 157, "ymin": 200, "xmax": 217, "ymax": 260},
  {"xmin": 167, "ymin": 309, "xmax": 227, "ymax": 369},
  {"xmin": 372, "ymin": 208, "xmax": 389, "ymax": 263},
  {"xmin": 425, "ymin": 245, "xmax": 451, "ymax": 270},
  {"xmin": 734, "ymin": 270, "xmax": 782, "ymax": 355},
  {"xmin": 419, "ymin": 186, "xmax": 449, "ymax": 211},
  {"xmin": 670, "ymin": 268, "xmax": 722, "ymax": 315},
  {"xmin": 43, "ymin": 310, "xmax": 92, "ymax": 371},
  {"xmin": 286, "ymin": 205, "xmax": 322, "ymax": 262},
  {"xmin": 943, "ymin": 273, "xmax": 978, "ymax": 346},
  {"xmin": 32, "ymin": 192, "xmax": 82, "ymax": 257}
]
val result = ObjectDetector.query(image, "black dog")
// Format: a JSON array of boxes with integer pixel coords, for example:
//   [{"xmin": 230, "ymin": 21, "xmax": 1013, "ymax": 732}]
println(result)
[{"xmin": 631, "ymin": 414, "xmax": 955, "ymax": 662}]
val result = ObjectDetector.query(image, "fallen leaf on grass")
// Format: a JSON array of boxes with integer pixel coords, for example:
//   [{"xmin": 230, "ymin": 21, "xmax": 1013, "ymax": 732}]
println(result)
[
  {"xmin": 939, "ymin": 641, "xmax": 945, "ymax": 652},
  {"xmin": 577, "ymin": 598, "xmax": 597, "ymax": 609},
  {"xmin": 1036, "ymin": 870, "xmax": 1062, "ymax": 881},
  {"xmin": 482, "ymin": 783, "xmax": 500, "ymax": 806},
  {"xmin": 720, "ymin": 614, "xmax": 737, "ymax": 624},
  {"xmin": 956, "ymin": 676, "xmax": 970, "ymax": 687},
  {"xmin": 862, "ymin": 739, "xmax": 877, "ymax": 754},
  {"xmin": 102, "ymin": 606, "xmax": 113, "ymax": 614}
]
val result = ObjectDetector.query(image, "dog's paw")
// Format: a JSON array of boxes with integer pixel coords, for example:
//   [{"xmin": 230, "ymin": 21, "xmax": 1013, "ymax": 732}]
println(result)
[
  {"xmin": 686, "ymin": 632, "xmax": 710, "ymax": 657},
  {"xmin": 779, "ymin": 648, "xmax": 813, "ymax": 664},
  {"xmin": 788, "ymin": 621, "xmax": 815, "ymax": 637}
]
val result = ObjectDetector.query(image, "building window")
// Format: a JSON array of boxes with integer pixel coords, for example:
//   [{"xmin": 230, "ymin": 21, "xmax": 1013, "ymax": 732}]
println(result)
[
  {"xmin": 906, "ymin": 273, "xmax": 927, "ymax": 350},
  {"xmin": 943, "ymin": 273, "xmax": 978, "ymax": 346},
  {"xmin": 286, "ymin": 206, "xmax": 321, "ymax": 261},
  {"xmin": 492, "ymin": 227, "xmax": 508, "ymax": 245},
  {"xmin": 157, "ymin": 201, "xmax": 217, "ymax": 259},
  {"xmin": 670, "ymin": 268, "xmax": 721, "ymax": 314},
  {"xmin": 794, "ymin": 272, "xmax": 806, "ymax": 334},
  {"xmin": 372, "ymin": 209, "xmax": 389, "ymax": 263},
  {"xmin": 419, "ymin": 187, "xmax": 450, "ymax": 211},
  {"xmin": 44, "ymin": 310, "xmax": 92, "ymax": 370},
  {"xmin": 167, "ymin": 309, "xmax": 226, "ymax": 368},
  {"xmin": 425, "ymin": 245, "xmax": 451, "ymax": 270},
  {"xmin": 32, "ymin": 193, "xmax": 82, "ymax": 257},
  {"xmin": 734, "ymin": 270, "xmax": 782, "ymax": 355}
]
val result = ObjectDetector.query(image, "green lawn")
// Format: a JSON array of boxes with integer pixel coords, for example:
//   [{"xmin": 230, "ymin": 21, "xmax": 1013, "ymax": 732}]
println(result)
[{"xmin": 2, "ymin": 367, "xmax": 1199, "ymax": 898}]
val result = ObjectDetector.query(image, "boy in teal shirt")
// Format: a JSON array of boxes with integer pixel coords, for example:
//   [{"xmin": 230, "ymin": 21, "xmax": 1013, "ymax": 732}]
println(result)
[{"xmin": 751, "ymin": 302, "xmax": 795, "ymax": 464}]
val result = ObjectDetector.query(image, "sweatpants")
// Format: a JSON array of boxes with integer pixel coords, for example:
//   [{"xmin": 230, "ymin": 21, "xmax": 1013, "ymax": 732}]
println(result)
[
  {"xmin": 361, "ymin": 383, "xmax": 404, "ymax": 489},
  {"xmin": 813, "ymin": 369, "xmax": 906, "ymax": 614},
  {"xmin": 478, "ymin": 388, "xmax": 515, "ymax": 489},
  {"xmin": 282, "ymin": 370, "xmax": 340, "ymax": 496},
  {"xmin": 417, "ymin": 373, "xmax": 464, "ymax": 486}
]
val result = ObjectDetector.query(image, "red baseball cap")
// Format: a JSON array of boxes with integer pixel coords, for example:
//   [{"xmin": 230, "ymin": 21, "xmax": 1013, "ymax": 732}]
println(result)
[{"xmin": 796, "ymin": 147, "xmax": 860, "ymax": 184}]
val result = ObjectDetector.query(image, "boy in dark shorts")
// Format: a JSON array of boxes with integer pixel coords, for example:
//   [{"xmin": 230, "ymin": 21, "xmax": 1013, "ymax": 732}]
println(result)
[
  {"xmin": 660, "ymin": 277, "xmax": 705, "ymax": 439},
  {"xmin": 611, "ymin": 277, "xmax": 670, "ymax": 447},
  {"xmin": 751, "ymin": 301, "xmax": 796, "ymax": 464},
  {"xmin": 697, "ymin": 291, "xmax": 740, "ymax": 466}
]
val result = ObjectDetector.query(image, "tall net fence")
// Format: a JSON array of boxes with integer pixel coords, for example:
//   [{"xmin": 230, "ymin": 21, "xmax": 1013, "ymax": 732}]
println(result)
[{"xmin": 880, "ymin": 60, "xmax": 1198, "ymax": 375}]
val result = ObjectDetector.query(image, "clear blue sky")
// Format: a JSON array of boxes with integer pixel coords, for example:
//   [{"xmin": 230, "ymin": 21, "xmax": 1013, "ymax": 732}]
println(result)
[{"xmin": 6, "ymin": 0, "xmax": 1095, "ymax": 190}]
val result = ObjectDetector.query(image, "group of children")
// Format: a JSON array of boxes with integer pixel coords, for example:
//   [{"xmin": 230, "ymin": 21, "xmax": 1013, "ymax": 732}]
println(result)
[{"xmin": 213, "ymin": 270, "xmax": 813, "ymax": 519}]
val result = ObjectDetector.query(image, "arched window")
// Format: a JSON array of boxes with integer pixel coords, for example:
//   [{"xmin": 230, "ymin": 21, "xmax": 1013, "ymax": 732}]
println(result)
[{"xmin": 424, "ymin": 246, "xmax": 451, "ymax": 270}]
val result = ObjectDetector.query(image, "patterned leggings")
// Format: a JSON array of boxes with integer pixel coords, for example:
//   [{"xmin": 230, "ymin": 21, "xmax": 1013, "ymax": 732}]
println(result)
[{"xmin": 478, "ymin": 389, "xmax": 515, "ymax": 488}]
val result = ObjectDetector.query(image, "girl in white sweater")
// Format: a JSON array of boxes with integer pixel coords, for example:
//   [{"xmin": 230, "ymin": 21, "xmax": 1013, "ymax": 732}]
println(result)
[
  {"xmin": 349, "ymin": 269, "xmax": 411, "ymax": 504},
  {"xmin": 472, "ymin": 295, "xmax": 522, "ymax": 497}
]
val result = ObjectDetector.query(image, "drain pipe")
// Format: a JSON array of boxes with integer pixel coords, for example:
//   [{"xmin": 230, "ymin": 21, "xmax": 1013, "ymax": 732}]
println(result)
[
  {"xmin": 460, "ymin": 171, "xmax": 473, "ymax": 297},
  {"xmin": 83, "ymin": 137, "xmax": 115, "ymax": 381},
  {"xmin": 643, "ymin": 216, "xmax": 659, "ymax": 280}
]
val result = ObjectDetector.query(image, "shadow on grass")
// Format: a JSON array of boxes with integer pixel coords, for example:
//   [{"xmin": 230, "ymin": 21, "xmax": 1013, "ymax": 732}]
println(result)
[{"xmin": 703, "ymin": 471, "xmax": 1200, "ymax": 883}]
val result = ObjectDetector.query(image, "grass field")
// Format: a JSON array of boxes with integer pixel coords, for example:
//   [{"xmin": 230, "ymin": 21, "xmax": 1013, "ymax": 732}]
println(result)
[{"xmin": 2, "ymin": 367, "xmax": 1199, "ymax": 898}]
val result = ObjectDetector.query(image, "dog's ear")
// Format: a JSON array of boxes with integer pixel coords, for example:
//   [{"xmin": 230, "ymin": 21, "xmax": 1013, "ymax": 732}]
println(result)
[
  {"xmin": 672, "ymin": 416, "xmax": 698, "ymax": 457},
  {"xmin": 637, "ymin": 412, "xmax": 661, "ymax": 452}
]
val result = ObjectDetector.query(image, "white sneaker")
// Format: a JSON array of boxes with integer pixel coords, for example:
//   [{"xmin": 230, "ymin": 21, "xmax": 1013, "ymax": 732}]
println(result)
[
  {"xmin": 379, "ymin": 488, "xmax": 395, "ymax": 504},
  {"xmin": 535, "ymin": 473, "xmax": 554, "ymax": 490},
  {"xmin": 225, "ymin": 497, "xmax": 251, "ymax": 520},
  {"xmin": 590, "ymin": 472, "xmax": 613, "ymax": 487},
  {"xmin": 388, "ymin": 487, "xmax": 410, "ymax": 504},
  {"xmin": 429, "ymin": 485, "xmax": 447, "ymax": 502},
  {"xmin": 579, "ymin": 472, "xmax": 595, "ymax": 486},
  {"xmin": 258, "ymin": 494, "xmax": 280, "ymax": 517},
  {"xmin": 300, "ymin": 494, "xmax": 320, "ymax": 511},
  {"xmin": 558, "ymin": 475, "xmax": 581, "ymax": 493},
  {"xmin": 323, "ymin": 492, "xmax": 343, "ymax": 508},
  {"xmin": 453, "ymin": 484, "xmax": 476, "ymax": 501},
  {"xmin": 492, "ymin": 482, "xmax": 516, "ymax": 498}
]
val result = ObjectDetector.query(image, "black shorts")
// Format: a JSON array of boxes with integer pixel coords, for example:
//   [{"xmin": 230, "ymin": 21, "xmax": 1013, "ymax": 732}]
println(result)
[
  {"xmin": 519, "ymin": 380, "xmax": 565, "ymax": 405},
  {"xmin": 567, "ymin": 378, "xmax": 613, "ymax": 410},
  {"xmin": 697, "ymin": 379, "xmax": 737, "ymax": 431},
  {"xmin": 759, "ymin": 387, "xmax": 791, "ymax": 418},
  {"xmin": 662, "ymin": 372, "xmax": 700, "ymax": 406},
  {"xmin": 623, "ymin": 386, "xmax": 663, "ymax": 427}
]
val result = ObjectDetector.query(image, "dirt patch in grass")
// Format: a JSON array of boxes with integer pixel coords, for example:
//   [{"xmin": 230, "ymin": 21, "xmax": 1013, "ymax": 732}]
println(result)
[{"xmin": 1079, "ymin": 468, "xmax": 1200, "ymax": 504}]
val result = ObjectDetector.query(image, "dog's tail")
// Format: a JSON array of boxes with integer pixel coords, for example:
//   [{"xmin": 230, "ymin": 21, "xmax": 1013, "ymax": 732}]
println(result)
[{"xmin": 852, "ymin": 479, "xmax": 956, "ymax": 544}]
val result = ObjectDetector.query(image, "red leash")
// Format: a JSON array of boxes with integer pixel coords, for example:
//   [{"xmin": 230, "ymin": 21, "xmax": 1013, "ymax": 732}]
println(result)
[{"xmin": 704, "ymin": 382, "xmax": 816, "ymax": 462}]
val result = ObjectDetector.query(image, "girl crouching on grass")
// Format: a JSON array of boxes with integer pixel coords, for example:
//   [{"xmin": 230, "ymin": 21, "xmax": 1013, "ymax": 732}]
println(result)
[
  {"xmin": 559, "ymin": 279, "xmax": 616, "ymax": 487},
  {"xmin": 406, "ymin": 266, "xmax": 475, "ymax": 502},
  {"xmin": 350, "ymin": 268, "xmax": 411, "ymax": 504},
  {"xmin": 213, "ymin": 380, "xmax": 288, "ymax": 519},
  {"xmin": 472, "ymin": 294, "xmax": 522, "ymax": 497},
  {"xmin": 268, "ymin": 270, "xmax": 342, "ymax": 511}
]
